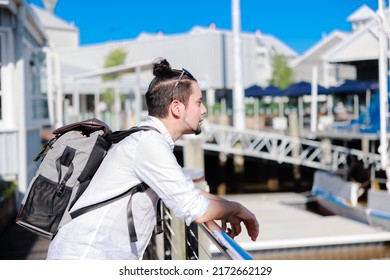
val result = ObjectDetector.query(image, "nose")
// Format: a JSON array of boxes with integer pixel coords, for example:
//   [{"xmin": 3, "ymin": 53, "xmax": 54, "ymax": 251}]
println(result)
[{"xmin": 201, "ymin": 103, "xmax": 207, "ymax": 115}]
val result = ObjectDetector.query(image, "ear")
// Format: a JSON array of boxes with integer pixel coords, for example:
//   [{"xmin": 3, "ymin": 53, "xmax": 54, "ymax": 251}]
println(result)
[{"xmin": 170, "ymin": 100, "xmax": 185, "ymax": 119}]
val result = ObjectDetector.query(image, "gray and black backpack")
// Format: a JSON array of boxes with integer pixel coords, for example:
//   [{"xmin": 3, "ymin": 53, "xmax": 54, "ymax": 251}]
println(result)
[{"xmin": 16, "ymin": 118, "xmax": 162, "ymax": 241}]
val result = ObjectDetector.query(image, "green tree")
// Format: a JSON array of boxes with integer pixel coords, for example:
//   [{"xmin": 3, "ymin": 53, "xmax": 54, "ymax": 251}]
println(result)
[
  {"xmin": 101, "ymin": 48, "xmax": 127, "ymax": 110},
  {"xmin": 269, "ymin": 51, "xmax": 293, "ymax": 89}
]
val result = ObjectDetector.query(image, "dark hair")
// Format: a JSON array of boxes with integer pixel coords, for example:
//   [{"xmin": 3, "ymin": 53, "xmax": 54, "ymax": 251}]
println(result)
[{"xmin": 145, "ymin": 58, "xmax": 197, "ymax": 118}]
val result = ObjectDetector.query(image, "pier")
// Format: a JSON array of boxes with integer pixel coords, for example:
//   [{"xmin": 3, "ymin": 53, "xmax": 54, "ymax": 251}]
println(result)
[{"xmin": 211, "ymin": 192, "xmax": 390, "ymax": 259}]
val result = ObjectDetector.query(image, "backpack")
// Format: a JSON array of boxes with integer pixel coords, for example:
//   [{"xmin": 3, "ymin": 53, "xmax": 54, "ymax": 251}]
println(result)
[{"xmin": 16, "ymin": 118, "xmax": 162, "ymax": 242}]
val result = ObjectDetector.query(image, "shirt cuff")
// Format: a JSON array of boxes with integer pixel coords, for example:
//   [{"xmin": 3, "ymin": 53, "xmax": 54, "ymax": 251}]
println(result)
[{"xmin": 184, "ymin": 194, "xmax": 210, "ymax": 226}]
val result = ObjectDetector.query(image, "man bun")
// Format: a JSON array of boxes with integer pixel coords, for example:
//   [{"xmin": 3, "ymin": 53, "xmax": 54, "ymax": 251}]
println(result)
[{"xmin": 153, "ymin": 58, "xmax": 172, "ymax": 77}]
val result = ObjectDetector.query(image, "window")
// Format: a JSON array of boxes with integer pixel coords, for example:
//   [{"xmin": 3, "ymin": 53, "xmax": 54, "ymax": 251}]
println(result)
[{"xmin": 29, "ymin": 50, "xmax": 49, "ymax": 120}]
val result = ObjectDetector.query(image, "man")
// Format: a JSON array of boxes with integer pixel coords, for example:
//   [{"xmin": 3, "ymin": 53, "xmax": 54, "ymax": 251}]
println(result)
[{"xmin": 46, "ymin": 58, "xmax": 259, "ymax": 260}]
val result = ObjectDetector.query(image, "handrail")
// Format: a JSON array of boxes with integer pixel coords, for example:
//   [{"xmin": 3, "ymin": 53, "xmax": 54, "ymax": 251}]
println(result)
[
  {"xmin": 149, "ymin": 172, "xmax": 254, "ymax": 260},
  {"xmin": 199, "ymin": 220, "xmax": 254, "ymax": 260},
  {"xmin": 152, "ymin": 212, "xmax": 255, "ymax": 260}
]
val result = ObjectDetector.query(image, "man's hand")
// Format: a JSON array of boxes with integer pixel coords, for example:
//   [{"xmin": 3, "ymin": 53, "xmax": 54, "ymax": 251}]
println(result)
[
  {"xmin": 221, "ymin": 205, "xmax": 259, "ymax": 241},
  {"xmin": 221, "ymin": 216, "xmax": 242, "ymax": 239},
  {"xmin": 196, "ymin": 191, "xmax": 259, "ymax": 241}
]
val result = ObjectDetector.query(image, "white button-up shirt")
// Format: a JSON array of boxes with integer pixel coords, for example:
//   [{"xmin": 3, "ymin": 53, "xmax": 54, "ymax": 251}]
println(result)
[{"xmin": 46, "ymin": 116, "xmax": 209, "ymax": 259}]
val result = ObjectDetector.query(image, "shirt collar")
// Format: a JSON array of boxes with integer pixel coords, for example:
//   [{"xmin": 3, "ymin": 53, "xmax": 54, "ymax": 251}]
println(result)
[{"xmin": 141, "ymin": 116, "xmax": 175, "ymax": 151}]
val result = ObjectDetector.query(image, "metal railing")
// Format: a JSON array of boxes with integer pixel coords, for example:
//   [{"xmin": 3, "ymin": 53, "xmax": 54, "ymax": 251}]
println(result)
[{"xmin": 146, "ymin": 206, "xmax": 254, "ymax": 260}]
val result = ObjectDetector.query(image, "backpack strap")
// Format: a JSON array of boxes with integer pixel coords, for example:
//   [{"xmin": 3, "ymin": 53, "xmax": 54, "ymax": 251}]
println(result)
[
  {"xmin": 154, "ymin": 198, "xmax": 164, "ymax": 235},
  {"xmin": 70, "ymin": 183, "xmax": 163, "ymax": 242},
  {"xmin": 126, "ymin": 183, "xmax": 150, "ymax": 242},
  {"xmin": 106, "ymin": 125, "xmax": 160, "ymax": 144},
  {"xmin": 70, "ymin": 182, "xmax": 150, "ymax": 242},
  {"xmin": 55, "ymin": 146, "xmax": 76, "ymax": 196},
  {"xmin": 34, "ymin": 137, "xmax": 58, "ymax": 163}
]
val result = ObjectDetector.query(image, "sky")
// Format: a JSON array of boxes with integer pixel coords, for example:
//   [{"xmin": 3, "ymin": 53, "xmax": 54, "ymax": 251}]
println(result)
[{"xmin": 27, "ymin": 0, "xmax": 380, "ymax": 55}]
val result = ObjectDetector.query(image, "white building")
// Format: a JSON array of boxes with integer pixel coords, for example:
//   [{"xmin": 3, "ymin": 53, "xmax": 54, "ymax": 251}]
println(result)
[
  {"xmin": 290, "ymin": 30, "xmax": 354, "ymax": 87},
  {"xmin": 291, "ymin": 4, "xmax": 380, "ymax": 87},
  {"xmin": 323, "ymin": 5, "xmax": 380, "ymax": 82},
  {"xmin": 0, "ymin": 0, "xmax": 51, "ymax": 196}
]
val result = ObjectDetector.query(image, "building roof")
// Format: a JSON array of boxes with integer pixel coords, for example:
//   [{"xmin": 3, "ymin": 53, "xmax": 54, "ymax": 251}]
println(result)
[
  {"xmin": 30, "ymin": 4, "xmax": 78, "ymax": 31},
  {"xmin": 254, "ymin": 32, "xmax": 298, "ymax": 58},
  {"xmin": 347, "ymin": 4, "xmax": 376, "ymax": 23},
  {"xmin": 190, "ymin": 26, "xmax": 298, "ymax": 57},
  {"xmin": 323, "ymin": 19, "xmax": 379, "ymax": 63},
  {"xmin": 134, "ymin": 25, "xmax": 298, "ymax": 58},
  {"xmin": 290, "ymin": 30, "xmax": 350, "ymax": 68}
]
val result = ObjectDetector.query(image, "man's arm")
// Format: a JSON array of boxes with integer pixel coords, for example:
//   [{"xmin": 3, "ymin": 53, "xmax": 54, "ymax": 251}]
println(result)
[{"xmin": 194, "ymin": 190, "xmax": 259, "ymax": 241}]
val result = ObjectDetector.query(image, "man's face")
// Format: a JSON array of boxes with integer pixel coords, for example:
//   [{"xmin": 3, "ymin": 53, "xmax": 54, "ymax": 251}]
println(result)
[{"xmin": 183, "ymin": 83, "xmax": 207, "ymax": 135}]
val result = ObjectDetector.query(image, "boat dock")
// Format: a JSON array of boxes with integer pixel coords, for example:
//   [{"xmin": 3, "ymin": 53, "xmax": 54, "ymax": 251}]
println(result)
[{"xmin": 212, "ymin": 192, "xmax": 390, "ymax": 259}]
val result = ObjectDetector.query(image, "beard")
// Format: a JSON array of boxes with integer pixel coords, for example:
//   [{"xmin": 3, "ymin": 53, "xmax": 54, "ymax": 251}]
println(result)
[
  {"xmin": 194, "ymin": 126, "xmax": 202, "ymax": 135},
  {"xmin": 194, "ymin": 120, "xmax": 204, "ymax": 135},
  {"xmin": 184, "ymin": 119, "xmax": 203, "ymax": 135}
]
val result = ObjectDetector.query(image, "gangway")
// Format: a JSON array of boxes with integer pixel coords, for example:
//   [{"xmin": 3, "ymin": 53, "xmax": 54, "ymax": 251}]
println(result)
[{"xmin": 178, "ymin": 122, "xmax": 382, "ymax": 172}]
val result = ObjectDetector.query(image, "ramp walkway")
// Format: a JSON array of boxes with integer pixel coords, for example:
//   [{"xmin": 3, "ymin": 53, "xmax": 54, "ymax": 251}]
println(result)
[{"xmin": 177, "ymin": 122, "xmax": 382, "ymax": 171}]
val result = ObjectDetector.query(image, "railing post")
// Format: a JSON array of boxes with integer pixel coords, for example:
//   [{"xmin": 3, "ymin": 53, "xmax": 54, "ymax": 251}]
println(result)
[
  {"xmin": 185, "ymin": 223, "xmax": 199, "ymax": 260},
  {"xmin": 169, "ymin": 209, "xmax": 187, "ymax": 260},
  {"xmin": 183, "ymin": 134, "xmax": 211, "ymax": 260}
]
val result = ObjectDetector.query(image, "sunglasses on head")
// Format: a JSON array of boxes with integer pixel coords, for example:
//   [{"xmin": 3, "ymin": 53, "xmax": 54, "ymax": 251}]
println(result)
[{"xmin": 172, "ymin": 68, "xmax": 194, "ymax": 94}]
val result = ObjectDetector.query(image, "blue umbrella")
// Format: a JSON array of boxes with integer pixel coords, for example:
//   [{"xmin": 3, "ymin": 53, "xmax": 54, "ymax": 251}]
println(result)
[
  {"xmin": 329, "ymin": 80, "xmax": 378, "ymax": 94},
  {"xmin": 263, "ymin": 85, "xmax": 282, "ymax": 96},
  {"xmin": 278, "ymin": 81, "xmax": 329, "ymax": 97},
  {"xmin": 244, "ymin": 84, "xmax": 264, "ymax": 98}
]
